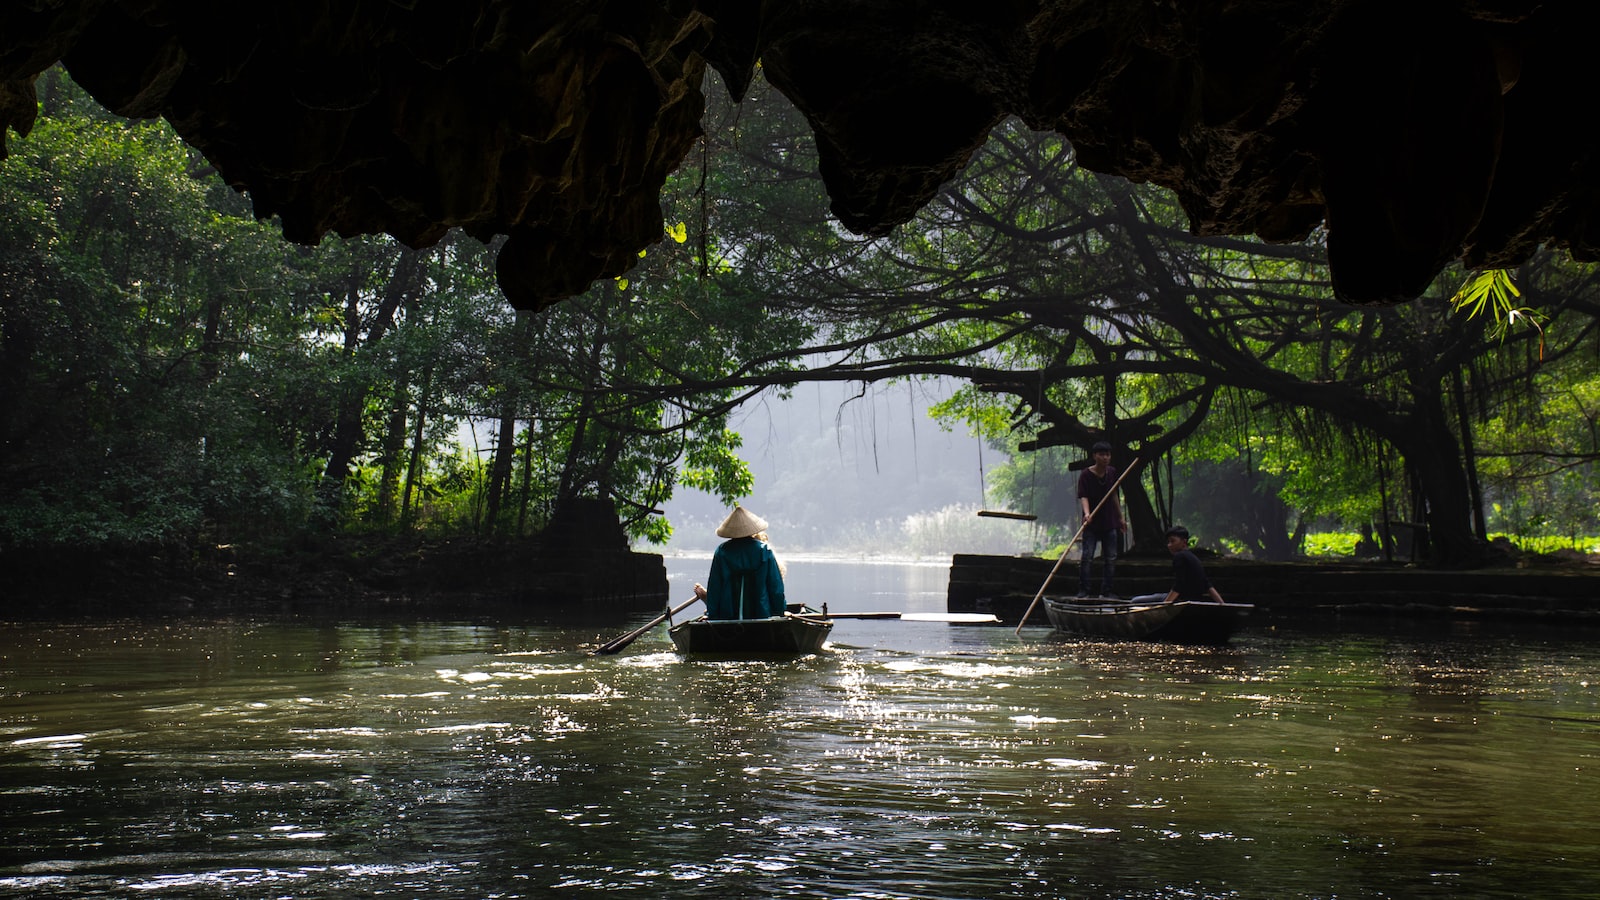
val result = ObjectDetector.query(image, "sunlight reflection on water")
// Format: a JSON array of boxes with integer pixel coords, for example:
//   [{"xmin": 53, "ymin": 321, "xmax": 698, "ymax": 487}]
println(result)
[{"xmin": 2, "ymin": 575, "xmax": 1599, "ymax": 898}]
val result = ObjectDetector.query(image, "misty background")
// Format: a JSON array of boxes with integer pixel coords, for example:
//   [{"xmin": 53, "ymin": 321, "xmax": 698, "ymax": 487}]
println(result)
[{"xmin": 657, "ymin": 379, "xmax": 1046, "ymax": 559}]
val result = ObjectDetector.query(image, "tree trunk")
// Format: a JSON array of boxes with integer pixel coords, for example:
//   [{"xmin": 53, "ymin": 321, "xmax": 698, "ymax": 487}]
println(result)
[
  {"xmin": 1120, "ymin": 478, "xmax": 1165, "ymax": 553},
  {"xmin": 0, "ymin": 305, "xmax": 35, "ymax": 465},
  {"xmin": 1253, "ymin": 490, "xmax": 1298, "ymax": 561},
  {"xmin": 374, "ymin": 380, "xmax": 409, "ymax": 526},
  {"xmin": 198, "ymin": 293, "xmax": 224, "ymax": 384},
  {"xmin": 556, "ymin": 305, "xmax": 610, "ymax": 504},
  {"xmin": 517, "ymin": 421, "xmax": 540, "ymax": 535},
  {"xmin": 315, "ymin": 283, "xmax": 367, "ymax": 521},
  {"xmin": 400, "ymin": 367, "xmax": 432, "ymax": 528},
  {"xmin": 1390, "ymin": 390, "xmax": 1483, "ymax": 565},
  {"xmin": 483, "ymin": 402, "xmax": 519, "ymax": 534},
  {"xmin": 315, "ymin": 249, "xmax": 426, "ymax": 523},
  {"xmin": 1452, "ymin": 368, "xmax": 1488, "ymax": 541}
]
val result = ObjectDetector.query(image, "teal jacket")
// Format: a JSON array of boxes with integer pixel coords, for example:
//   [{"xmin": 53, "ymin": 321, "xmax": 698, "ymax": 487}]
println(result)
[{"xmin": 704, "ymin": 537, "xmax": 787, "ymax": 619}]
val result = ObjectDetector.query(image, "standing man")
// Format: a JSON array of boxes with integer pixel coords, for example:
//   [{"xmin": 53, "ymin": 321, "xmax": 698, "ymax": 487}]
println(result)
[{"xmin": 1076, "ymin": 441, "xmax": 1125, "ymax": 598}]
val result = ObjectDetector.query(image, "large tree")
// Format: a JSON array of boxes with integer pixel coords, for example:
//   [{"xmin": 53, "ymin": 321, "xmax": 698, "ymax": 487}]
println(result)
[
  {"xmin": 7, "ymin": 67, "xmax": 1599, "ymax": 567},
  {"xmin": 649, "ymin": 81, "xmax": 1600, "ymax": 564}
]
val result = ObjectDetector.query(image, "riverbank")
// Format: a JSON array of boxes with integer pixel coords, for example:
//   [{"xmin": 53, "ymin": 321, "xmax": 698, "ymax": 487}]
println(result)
[
  {"xmin": 948, "ymin": 552, "xmax": 1600, "ymax": 626},
  {"xmin": 0, "ymin": 534, "xmax": 670, "ymax": 619},
  {"xmin": 8, "ymin": 537, "xmax": 1600, "ymax": 626}
]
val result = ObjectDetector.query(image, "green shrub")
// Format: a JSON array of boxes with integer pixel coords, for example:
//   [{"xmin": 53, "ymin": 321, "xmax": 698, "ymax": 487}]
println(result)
[
  {"xmin": 1490, "ymin": 533, "xmax": 1600, "ymax": 555},
  {"xmin": 1303, "ymin": 532, "xmax": 1359, "ymax": 558}
]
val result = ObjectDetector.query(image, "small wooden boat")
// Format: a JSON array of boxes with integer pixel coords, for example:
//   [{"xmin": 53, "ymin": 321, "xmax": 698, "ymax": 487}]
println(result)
[
  {"xmin": 1043, "ymin": 595, "xmax": 1253, "ymax": 644},
  {"xmin": 668, "ymin": 603, "xmax": 833, "ymax": 655}
]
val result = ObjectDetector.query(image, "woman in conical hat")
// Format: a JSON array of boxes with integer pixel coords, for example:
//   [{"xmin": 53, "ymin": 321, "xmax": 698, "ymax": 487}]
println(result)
[{"xmin": 693, "ymin": 506, "xmax": 787, "ymax": 619}]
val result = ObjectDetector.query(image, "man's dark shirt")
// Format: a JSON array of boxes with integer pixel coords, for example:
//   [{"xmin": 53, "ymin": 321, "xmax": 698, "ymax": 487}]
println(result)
[
  {"xmin": 1076, "ymin": 466, "xmax": 1123, "ymax": 533},
  {"xmin": 1171, "ymin": 548, "xmax": 1213, "ymax": 599}
]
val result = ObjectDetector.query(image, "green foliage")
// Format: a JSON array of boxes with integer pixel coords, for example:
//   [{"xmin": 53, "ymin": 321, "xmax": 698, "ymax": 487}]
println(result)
[
  {"xmin": 7, "ymin": 66, "xmax": 1600, "ymax": 567},
  {"xmin": 1470, "ymin": 322, "xmax": 1600, "ymax": 543},
  {"xmin": 1, "ymin": 70, "xmax": 783, "ymax": 553},
  {"xmin": 0, "ymin": 76, "xmax": 327, "ymax": 550},
  {"xmin": 1450, "ymin": 269, "xmax": 1545, "ymax": 344},
  {"xmin": 1302, "ymin": 532, "xmax": 1359, "ymax": 558},
  {"xmin": 1036, "ymin": 541, "xmax": 1070, "ymax": 561},
  {"xmin": 981, "ymin": 444, "xmax": 1077, "ymax": 538},
  {"xmin": 1299, "ymin": 530, "xmax": 1600, "ymax": 558},
  {"xmin": 1492, "ymin": 533, "xmax": 1600, "ymax": 555},
  {"xmin": 679, "ymin": 429, "xmax": 755, "ymax": 503},
  {"xmin": 929, "ymin": 388, "xmax": 1017, "ymax": 444},
  {"xmin": 862, "ymin": 119, "xmax": 1598, "ymax": 560}
]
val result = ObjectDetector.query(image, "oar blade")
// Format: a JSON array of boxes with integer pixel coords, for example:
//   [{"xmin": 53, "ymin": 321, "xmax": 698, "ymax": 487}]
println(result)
[
  {"xmin": 592, "ymin": 595, "xmax": 700, "ymax": 655},
  {"xmin": 593, "ymin": 634, "xmax": 641, "ymax": 656},
  {"xmin": 806, "ymin": 611, "xmax": 1002, "ymax": 624},
  {"xmin": 593, "ymin": 626, "xmax": 652, "ymax": 656},
  {"xmin": 900, "ymin": 612, "xmax": 1001, "ymax": 624}
]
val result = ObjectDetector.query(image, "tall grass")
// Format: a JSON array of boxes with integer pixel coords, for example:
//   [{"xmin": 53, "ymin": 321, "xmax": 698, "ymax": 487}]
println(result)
[{"xmin": 902, "ymin": 504, "xmax": 1039, "ymax": 558}]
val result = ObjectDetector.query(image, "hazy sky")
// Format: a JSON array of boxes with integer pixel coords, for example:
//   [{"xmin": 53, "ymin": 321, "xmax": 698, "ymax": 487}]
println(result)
[{"xmin": 662, "ymin": 378, "xmax": 1008, "ymax": 549}]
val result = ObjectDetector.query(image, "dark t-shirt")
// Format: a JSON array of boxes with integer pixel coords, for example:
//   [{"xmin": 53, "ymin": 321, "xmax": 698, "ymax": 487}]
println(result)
[
  {"xmin": 1170, "ymin": 549, "xmax": 1213, "ymax": 598},
  {"xmin": 1076, "ymin": 466, "xmax": 1124, "ymax": 533}
]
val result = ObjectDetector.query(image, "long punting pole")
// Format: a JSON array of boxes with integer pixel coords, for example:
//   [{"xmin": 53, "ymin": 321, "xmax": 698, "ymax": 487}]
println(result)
[{"xmin": 1013, "ymin": 457, "xmax": 1141, "ymax": 636}]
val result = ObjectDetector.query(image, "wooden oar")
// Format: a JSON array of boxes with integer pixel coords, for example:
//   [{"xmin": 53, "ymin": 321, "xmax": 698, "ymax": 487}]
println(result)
[
  {"xmin": 790, "ymin": 611, "xmax": 1002, "ymax": 624},
  {"xmin": 904, "ymin": 612, "xmax": 1001, "ymax": 623},
  {"xmin": 593, "ymin": 594, "xmax": 701, "ymax": 655},
  {"xmin": 1013, "ymin": 457, "xmax": 1141, "ymax": 636},
  {"xmin": 977, "ymin": 509, "xmax": 1038, "ymax": 521}
]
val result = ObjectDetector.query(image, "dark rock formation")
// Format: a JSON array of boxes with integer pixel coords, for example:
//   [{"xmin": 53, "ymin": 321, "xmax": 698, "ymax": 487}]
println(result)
[{"xmin": 5, "ymin": 2, "xmax": 1595, "ymax": 308}]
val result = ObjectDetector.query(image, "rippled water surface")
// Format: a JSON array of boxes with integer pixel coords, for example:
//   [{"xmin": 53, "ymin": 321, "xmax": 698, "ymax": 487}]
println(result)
[{"xmin": 2, "ymin": 559, "xmax": 1598, "ymax": 898}]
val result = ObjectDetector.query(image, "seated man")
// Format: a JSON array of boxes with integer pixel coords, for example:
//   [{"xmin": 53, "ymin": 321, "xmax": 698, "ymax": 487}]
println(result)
[
  {"xmin": 692, "ymin": 506, "xmax": 787, "ymax": 619},
  {"xmin": 1131, "ymin": 525, "xmax": 1226, "ymax": 605}
]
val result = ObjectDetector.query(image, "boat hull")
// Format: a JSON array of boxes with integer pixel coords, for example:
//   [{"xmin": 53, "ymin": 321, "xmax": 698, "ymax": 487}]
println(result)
[
  {"xmin": 668, "ymin": 610, "xmax": 833, "ymax": 655},
  {"xmin": 1044, "ymin": 597, "xmax": 1253, "ymax": 644}
]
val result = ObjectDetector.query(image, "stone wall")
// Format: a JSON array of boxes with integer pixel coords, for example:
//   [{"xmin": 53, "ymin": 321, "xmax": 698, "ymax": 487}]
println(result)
[{"xmin": 948, "ymin": 553, "xmax": 1600, "ymax": 624}]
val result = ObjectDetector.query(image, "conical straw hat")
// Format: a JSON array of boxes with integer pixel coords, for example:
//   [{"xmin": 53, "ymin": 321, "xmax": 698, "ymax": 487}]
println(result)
[{"xmin": 716, "ymin": 506, "xmax": 768, "ymax": 538}]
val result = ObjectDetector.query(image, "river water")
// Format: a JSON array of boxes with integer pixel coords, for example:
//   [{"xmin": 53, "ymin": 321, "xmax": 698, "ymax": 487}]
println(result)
[{"xmin": 2, "ymin": 558, "xmax": 1597, "ymax": 899}]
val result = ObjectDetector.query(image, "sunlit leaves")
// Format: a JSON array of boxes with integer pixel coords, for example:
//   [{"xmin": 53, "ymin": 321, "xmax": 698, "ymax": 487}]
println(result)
[
  {"xmin": 1451, "ymin": 268, "xmax": 1545, "ymax": 350},
  {"xmin": 679, "ymin": 428, "xmax": 755, "ymax": 502},
  {"xmin": 1451, "ymin": 268, "xmax": 1520, "ymax": 318}
]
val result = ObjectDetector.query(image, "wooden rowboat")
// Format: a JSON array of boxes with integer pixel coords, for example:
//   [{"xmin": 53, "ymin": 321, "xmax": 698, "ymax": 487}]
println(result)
[
  {"xmin": 668, "ymin": 604, "xmax": 833, "ymax": 655},
  {"xmin": 1043, "ymin": 596, "xmax": 1253, "ymax": 645}
]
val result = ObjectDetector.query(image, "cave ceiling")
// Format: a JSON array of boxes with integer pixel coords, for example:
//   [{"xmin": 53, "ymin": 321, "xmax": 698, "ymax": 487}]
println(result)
[{"xmin": 3, "ymin": 1, "xmax": 1594, "ymax": 309}]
